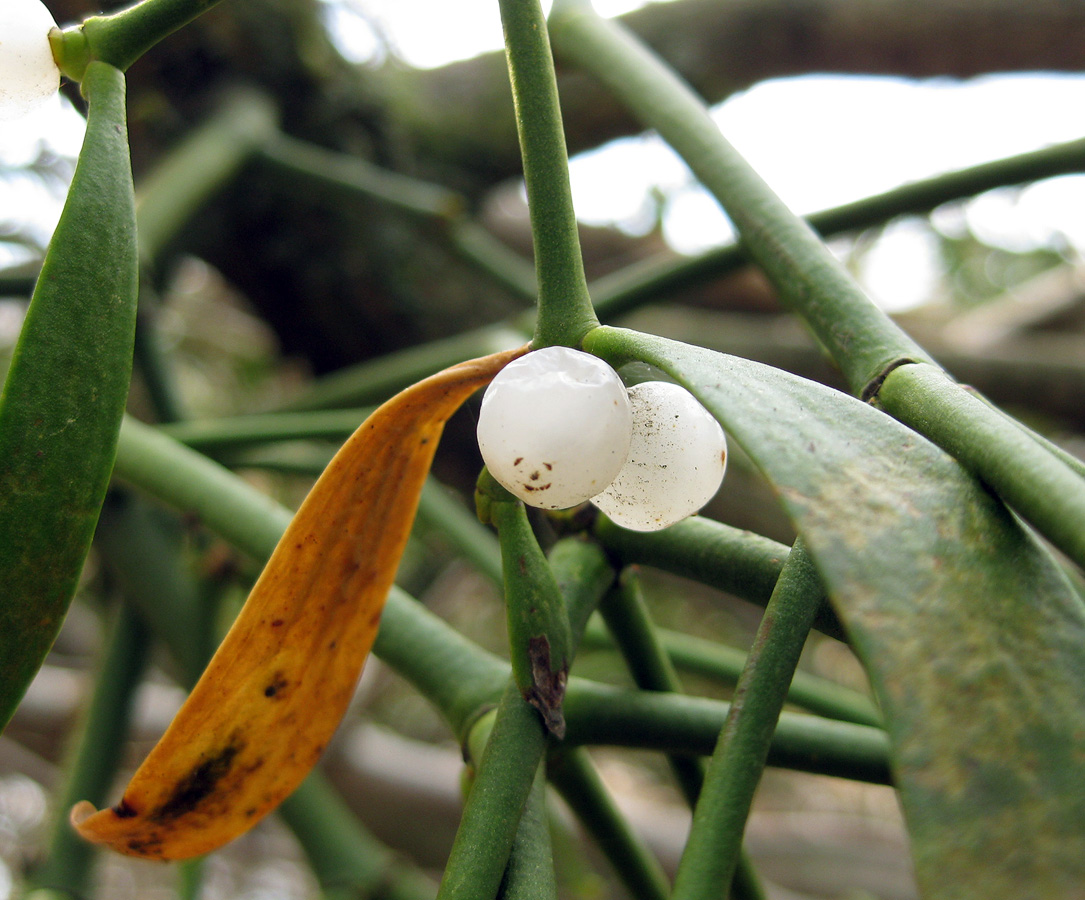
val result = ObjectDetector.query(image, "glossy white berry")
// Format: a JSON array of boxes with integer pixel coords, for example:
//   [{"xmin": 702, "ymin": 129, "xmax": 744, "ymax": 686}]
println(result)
[
  {"xmin": 477, "ymin": 346, "xmax": 633, "ymax": 509},
  {"xmin": 0, "ymin": 0, "xmax": 61, "ymax": 122},
  {"xmin": 592, "ymin": 381, "xmax": 727, "ymax": 531}
]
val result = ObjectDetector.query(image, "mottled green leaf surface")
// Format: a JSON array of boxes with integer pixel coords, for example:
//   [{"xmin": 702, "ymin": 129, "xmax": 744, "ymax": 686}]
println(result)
[{"xmin": 585, "ymin": 326, "xmax": 1085, "ymax": 898}]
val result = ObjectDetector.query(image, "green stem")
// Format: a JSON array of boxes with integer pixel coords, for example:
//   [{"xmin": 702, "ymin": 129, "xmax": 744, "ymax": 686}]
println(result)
[
  {"xmin": 547, "ymin": 749, "xmax": 669, "ymax": 900},
  {"xmin": 497, "ymin": 764, "xmax": 558, "ymax": 900},
  {"xmin": 377, "ymin": 587, "xmax": 510, "ymax": 739},
  {"xmin": 591, "ymin": 135, "xmax": 1085, "ymax": 322},
  {"xmin": 435, "ymin": 533, "xmax": 613, "ymax": 900},
  {"xmin": 57, "ymin": 0, "xmax": 228, "ymax": 78},
  {"xmin": 24, "ymin": 605, "xmax": 150, "ymax": 897},
  {"xmin": 979, "ymin": 398, "xmax": 1085, "ymax": 482},
  {"xmin": 419, "ymin": 480, "xmax": 504, "ymax": 587},
  {"xmin": 258, "ymin": 132, "xmax": 463, "ymax": 221},
  {"xmin": 277, "ymin": 325, "xmax": 528, "ymax": 413},
  {"xmin": 598, "ymin": 573, "xmax": 707, "ymax": 797},
  {"xmin": 598, "ymin": 572, "xmax": 685, "ymax": 695},
  {"xmin": 94, "ymin": 490, "xmax": 213, "ymax": 684},
  {"xmin": 876, "ymin": 363, "xmax": 1085, "ymax": 574},
  {"xmin": 548, "ymin": 0, "xmax": 931, "ymax": 394},
  {"xmin": 158, "ymin": 408, "xmax": 373, "ymax": 450},
  {"xmin": 672, "ymin": 539, "xmax": 823, "ymax": 900},
  {"xmin": 280, "ymin": 775, "xmax": 437, "ymax": 900},
  {"xmin": 483, "ymin": 473, "xmax": 573, "ymax": 738},
  {"xmin": 598, "ymin": 570, "xmax": 766, "ymax": 900},
  {"xmin": 133, "ymin": 298, "xmax": 186, "ymax": 423},
  {"xmin": 563, "ymin": 681, "xmax": 891, "ymax": 785},
  {"xmin": 548, "ymin": 537, "xmax": 618, "ymax": 651},
  {"xmin": 255, "ymin": 135, "xmax": 538, "ymax": 304},
  {"xmin": 594, "ymin": 514, "xmax": 845, "ymax": 641},
  {"xmin": 176, "ymin": 860, "xmax": 205, "ymax": 900},
  {"xmin": 438, "ymin": 682, "xmax": 550, "ymax": 900},
  {"xmin": 580, "ymin": 618, "xmax": 880, "ymax": 728},
  {"xmin": 138, "ymin": 88, "xmax": 278, "ymax": 272},
  {"xmin": 498, "ymin": 0, "xmax": 597, "ymax": 347}
]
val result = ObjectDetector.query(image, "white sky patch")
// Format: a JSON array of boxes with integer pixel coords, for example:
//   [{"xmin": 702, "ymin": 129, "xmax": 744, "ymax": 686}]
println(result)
[
  {"xmin": 568, "ymin": 73, "xmax": 1085, "ymax": 306},
  {"xmin": 322, "ymin": 0, "xmax": 660, "ymax": 69},
  {"xmin": 858, "ymin": 218, "xmax": 944, "ymax": 312},
  {"xmin": 0, "ymin": 93, "xmax": 84, "ymax": 268}
]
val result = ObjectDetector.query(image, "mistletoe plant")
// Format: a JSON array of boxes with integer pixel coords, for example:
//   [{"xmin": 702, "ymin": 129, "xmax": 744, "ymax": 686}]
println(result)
[{"xmin": 1, "ymin": 0, "xmax": 1083, "ymax": 899}]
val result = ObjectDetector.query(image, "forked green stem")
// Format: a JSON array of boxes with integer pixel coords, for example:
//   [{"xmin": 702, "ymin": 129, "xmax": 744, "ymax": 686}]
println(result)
[
  {"xmin": 54, "ymin": 0, "xmax": 227, "ymax": 79},
  {"xmin": 438, "ymin": 683, "xmax": 550, "ymax": 900},
  {"xmin": 877, "ymin": 364, "xmax": 1085, "ymax": 573},
  {"xmin": 548, "ymin": 0, "xmax": 930, "ymax": 393}
]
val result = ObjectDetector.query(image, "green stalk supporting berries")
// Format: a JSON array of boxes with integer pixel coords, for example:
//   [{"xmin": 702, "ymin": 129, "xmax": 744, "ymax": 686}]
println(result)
[
  {"xmin": 478, "ymin": 468, "xmax": 573, "ymax": 738},
  {"xmin": 51, "ymin": 0, "xmax": 228, "ymax": 81},
  {"xmin": 0, "ymin": 62, "xmax": 137, "ymax": 731},
  {"xmin": 496, "ymin": 0, "xmax": 597, "ymax": 349}
]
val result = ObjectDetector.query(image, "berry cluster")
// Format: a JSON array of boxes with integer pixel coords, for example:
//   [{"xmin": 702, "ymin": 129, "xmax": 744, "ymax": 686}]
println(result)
[{"xmin": 477, "ymin": 347, "xmax": 727, "ymax": 531}]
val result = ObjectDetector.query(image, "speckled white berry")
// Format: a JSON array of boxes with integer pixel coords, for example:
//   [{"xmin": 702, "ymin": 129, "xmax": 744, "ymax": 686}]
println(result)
[
  {"xmin": 477, "ymin": 346, "xmax": 633, "ymax": 510},
  {"xmin": 0, "ymin": 0, "xmax": 61, "ymax": 122},
  {"xmin": 592, "ymin": 381, "xmax": 726, "ymax": 531}
]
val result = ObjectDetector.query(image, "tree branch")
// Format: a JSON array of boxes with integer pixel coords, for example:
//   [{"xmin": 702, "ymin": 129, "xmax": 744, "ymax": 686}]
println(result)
[{"xmin": 391, "ymin": 0, "xmax": 1085, "ymax": 182}]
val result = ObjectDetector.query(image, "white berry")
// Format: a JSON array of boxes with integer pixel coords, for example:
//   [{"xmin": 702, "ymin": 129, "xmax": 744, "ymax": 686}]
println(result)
[
  {"xmin": 0, "ymin": 0, "xmax": 61, "ymax": 122},
  {"xmin": 592, "ymin": 381, "xmax": 727, "ymax": 531},
  {"xmin": 477, "ymin": 346, "xmax": 633, "ymax": 510}
]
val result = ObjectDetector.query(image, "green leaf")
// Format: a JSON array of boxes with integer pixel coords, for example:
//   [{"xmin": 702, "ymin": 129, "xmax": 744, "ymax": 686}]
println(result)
[
  {"xmin": 0, "ymin": 63, "xmax": 137, "ymax": 731},
  {"xmin": 584, "ymin": 326, "xmax": 1085, "ymax": 898}
]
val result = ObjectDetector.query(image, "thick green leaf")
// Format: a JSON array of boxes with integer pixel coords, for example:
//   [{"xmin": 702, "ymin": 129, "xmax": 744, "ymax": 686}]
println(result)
[{"xmin": 585, "ymin": 326, "xmax": 1085, "ymax": 898}]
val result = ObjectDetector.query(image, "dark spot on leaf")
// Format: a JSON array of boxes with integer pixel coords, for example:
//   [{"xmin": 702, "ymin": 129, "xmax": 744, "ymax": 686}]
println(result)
[
  {"xmin": 151, "ymin": 741, "xmax": 244, "ymax": 822},
  {"xmin": 127, "ymin": 835, "xmax": 164, "ymax": 856},
  {"xmin": 112, "ymin": 798, "xmax": 138, "ymax": 819},
  {"xmin": 514, "ymin": 457, "xmax": 523, "ymax": 466},
  {"xmin": 271, "ymin": 619, "xmax": 284, "ymax": 628},
  {"xmin": 530, "ymin": 471, "xmax": 540, "ymax": 481},
  {"xmin": 544, "ymin": 463, "xmax": 552, "ymax": 470},
  {"xmin": 264, "ymin": 672, "xmax": 289, "ymax": 698}
]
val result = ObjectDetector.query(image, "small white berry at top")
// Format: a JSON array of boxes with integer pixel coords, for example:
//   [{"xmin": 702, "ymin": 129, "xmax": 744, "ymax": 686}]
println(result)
[
  {"xmin": 477, "ymin": 346, "xmax": 633, "ymax": 510},
  {"xmin": 0, "ymin": 0, "xmax": 61, "ymax": 122},
  {"xmin": 592, "ymin": 380, "xmax": 727, "ymax": 531}
]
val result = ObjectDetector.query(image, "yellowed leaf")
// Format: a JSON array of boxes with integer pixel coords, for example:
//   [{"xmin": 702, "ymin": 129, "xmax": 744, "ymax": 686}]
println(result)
[{"xmin": 72, "ymin": 345, "xmax": 528, "ymax": 860}]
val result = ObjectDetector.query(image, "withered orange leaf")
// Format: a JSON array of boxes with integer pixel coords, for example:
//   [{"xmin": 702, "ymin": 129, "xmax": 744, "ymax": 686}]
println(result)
[{"xmin": 72, "ymin": 345, "xmax": 528, "ymax": 860}]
